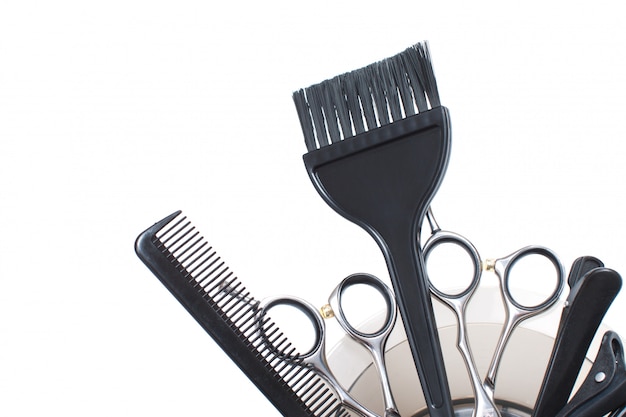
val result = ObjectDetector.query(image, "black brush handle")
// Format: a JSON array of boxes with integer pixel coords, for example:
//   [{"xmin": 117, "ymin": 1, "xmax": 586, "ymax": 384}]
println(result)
[
  {"xmin": 304, "ymin": 108, "xmax": 454, "ymax": 417},
  {"xmin": 385, "ymin": 227, "xmax": 450, "ymax": 409},
  {"xmin": 532, "ymin": 261, "xmax": 622, "ymax": 417}
]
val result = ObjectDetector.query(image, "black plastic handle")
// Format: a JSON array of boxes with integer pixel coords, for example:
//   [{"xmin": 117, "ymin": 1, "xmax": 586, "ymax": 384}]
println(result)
[
  {"xmin": 567, "ymin": 256, "xmax": 604, "ymax": 288},
  {"xmin": 304, "ymin": 107, "xmax": 454, "ymax": 417},
  {"xmin": 556, "ymin": 331, "xmax": 626, "ymax": 417},
  {"xmin": 532, "ymin": 259, "xmax": 622, "ymax": 417}
]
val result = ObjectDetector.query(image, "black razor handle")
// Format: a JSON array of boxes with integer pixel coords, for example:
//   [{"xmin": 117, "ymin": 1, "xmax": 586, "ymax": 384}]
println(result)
[
  {"xmin": 533, "ymin": 257, "xmax": 622, "ymax": 417},
  {"xmin": 304, "ymin": 107, "xmax": 454, "ymax": 417}
]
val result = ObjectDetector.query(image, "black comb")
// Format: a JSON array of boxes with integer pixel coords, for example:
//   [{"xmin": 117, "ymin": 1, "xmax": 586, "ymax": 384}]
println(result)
[
  {"xmin": 135, "ymin": 211, "xmax": 358, "ymax": 417},
  {"xmin": 293, "ymin": 42, "xmax": 454, "ymax": 417}
]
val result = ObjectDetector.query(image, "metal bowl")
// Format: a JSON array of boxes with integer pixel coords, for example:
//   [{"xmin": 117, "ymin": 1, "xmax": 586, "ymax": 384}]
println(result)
[{"xmin": 327, "ymin": 285, "xmax": 595, "ymax": 417}]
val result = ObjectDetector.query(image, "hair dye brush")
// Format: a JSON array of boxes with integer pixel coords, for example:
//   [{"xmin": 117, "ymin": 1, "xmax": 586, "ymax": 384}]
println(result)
[{"xmin": 293, "ymin": 42, "xmax": 454, "ymax": 417}]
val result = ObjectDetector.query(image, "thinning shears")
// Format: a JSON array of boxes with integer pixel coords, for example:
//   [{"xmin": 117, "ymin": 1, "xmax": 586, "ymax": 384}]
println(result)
[
  {"xmin": 423, "ymin": 209, "xmax": 565, "ymax": 417},
  {"xmin": 257, "ymin": 273, "xmax": 400, "ymax": 417}
]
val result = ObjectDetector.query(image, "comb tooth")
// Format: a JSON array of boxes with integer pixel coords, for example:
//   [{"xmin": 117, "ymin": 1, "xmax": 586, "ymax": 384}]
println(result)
[
  {"xmin": 307, "ymin": 386, "xmax": 333, "ymax": 413},
  {"xmin": 335, "ymin": 408, "xmax": 354, "ymax": 417},
  {"xmin": 229, "ymin": 297, "xmax": 258, "ymax": 338},
  {"xmin": 192, "ymin": 261, "xmax": 222, "ymax": 289},
  {"xmin": 197, "ymin": 260, "xmax": 229, "ymax": 289},
  {"xmin": 230, "ymin": 303, "xmax": 258, "ymax": 331},
  {"xmin": 290, "ymin": 369, "xmax": 317, "ymax": 393},
  {"xmin": 178, "ymin": 239, "xmax": 208, "ymax": 267},
  {"xmin": 205, "ymin": 272, "xmax": 234, "ymax": 298},
  {"xmin": 276, "ymin": 356, "xmax": 300, "ymax": 379},
  {"xmin": 285, "ymin": 373, "xmax": 316, "ymax": 402},
  {"xmin": 264, "ymin": 327, "xmax": 286, "ymax": 350},
  {"xmin": 260, "ymin": 322, "xmax": 282, "ymax": 356},
  {"xmin": 271, "ymin": 338, "xmax": 293, "ymax": 360},
  {"xmin": 318, "ymin": 399, "xmax": 342, "ymax": 417},
  {"xmin": 156, "ymin": 224, "xmax": 187, "ymax": 253},
  {"xmin": 213, "ymin": 279, "xmax": 243, "ymax": 310},
  {"xmin": 183, "ymin": 244, "xmax": 213, "ymax": 276},
  {"xmin": 241, "ymin": 317, "xmax": 266, "ymax": 345},
  {"xmin": 158, "ymin": 218, "xmax": 192, "ymax": 248},
  {"xmin": 167, "ymin": 230, "xmax": 196, "ymax": 260},
  {"xmin": 273, "ymin": 347, "xmax": 298, "ymax": 372},
  {"xmin": 332, "ymin": 409, "xmax": 346, "ymax": 417},
  {"xmin": 248, "ymin": 328, "xmax": 271, "ymax": 357},
  {"xmin": 223, "ymin": 282, "xmax": 246, "ymax": 305},
  {"xmin": 272, "ymin": 335, "xmax": 296, "ymax": 360},
  {"xmin": 285, "ymin": 361, "xmax": 312, "ymax": 383},
  {"xmin": 228, "ymin": 310, "xmax": 254, "ymax": 336},
  {"xmin": 309, "ymin": 395, "xmax": 332, "ymax": 415},
  {"xmin": 313, "ymin": 390, "xmax": 336, "ymax": 412},
  {"xmin": 316, "ymin": 397, "xmax": 341, "ymax": 417},
  {"xmin": 189, "ymin": 252, "xmax": 220, "ymax": 283},
  {"xmin": 154, "ymin": 214, "xmax": 187, "ymax": 243},
  {"xmin": 299, "ymin": 379, "xmax": 327, "ymax": 404},
  {"xmin": 256, "ymin": 342, "xmax": 275, "ymax": 363},
  {"xmin": 226, "ymin": 289, "xmax": 256, "ymax": 317},
  {"xmin": 240, "ymin": 311, "xmax": 266, "ymax": 338},
  {"xmin": 169, "ymin": 230, "xmax": 201, "ymax": 260}
]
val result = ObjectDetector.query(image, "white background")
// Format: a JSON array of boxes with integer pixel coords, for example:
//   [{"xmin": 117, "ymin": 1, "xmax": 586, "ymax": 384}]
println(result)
[{"xmin": 1, "ymin": 1, "xmax": 625, "ymax": 415}]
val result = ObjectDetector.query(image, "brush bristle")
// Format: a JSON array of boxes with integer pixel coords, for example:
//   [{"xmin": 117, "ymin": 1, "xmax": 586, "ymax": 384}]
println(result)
[{"xmin": 293, "ymin": 41, "xmax": 441, "ymax": 152}]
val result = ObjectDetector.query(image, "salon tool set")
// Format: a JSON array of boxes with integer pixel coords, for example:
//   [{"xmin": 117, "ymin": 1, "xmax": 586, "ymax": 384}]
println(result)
[{"xmin": 135, "ymin": 42, "xmax": 626, "ymax": 417}]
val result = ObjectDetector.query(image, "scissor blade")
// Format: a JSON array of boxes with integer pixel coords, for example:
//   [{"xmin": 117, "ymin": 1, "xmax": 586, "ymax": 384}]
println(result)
[
  {"xmin": 532, "ymin": 264, "xmax": 622, "ymax": 417},
  {"xmin": 554, "ymin": 331, "xmax": 626, "ymax": 417}
]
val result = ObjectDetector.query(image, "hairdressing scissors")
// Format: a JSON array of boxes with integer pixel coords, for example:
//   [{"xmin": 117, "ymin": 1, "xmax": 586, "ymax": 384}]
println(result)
[
  {"xmin": 423, "ymin": 209, "xmax": 565, "ymax": 417},
  {"xmin": 257, "ymin": 273, "xmax": 400, "ymax": 417}
]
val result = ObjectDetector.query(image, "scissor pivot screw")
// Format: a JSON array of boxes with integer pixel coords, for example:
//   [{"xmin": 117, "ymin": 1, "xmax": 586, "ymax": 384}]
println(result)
[
  {"xmin": 595, "ymin": 372, "xmax": 607, "ymax": 383},
  {"xmin": 320, "ymin": 304, "xmax": 335, "ymax": 319},
  {"xmin": 483, "ymin": 259, "xmax": 496, "ymax": 272}
]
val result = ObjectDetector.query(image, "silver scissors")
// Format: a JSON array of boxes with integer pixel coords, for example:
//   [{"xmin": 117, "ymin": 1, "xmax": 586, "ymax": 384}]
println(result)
[
  {"xmin": 257, "ymin": 273, "xmax": 400, "ymax": 417},
  {"xmin": 423, "ymin": 209, "xmax": 565, "ymax": 417}
]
